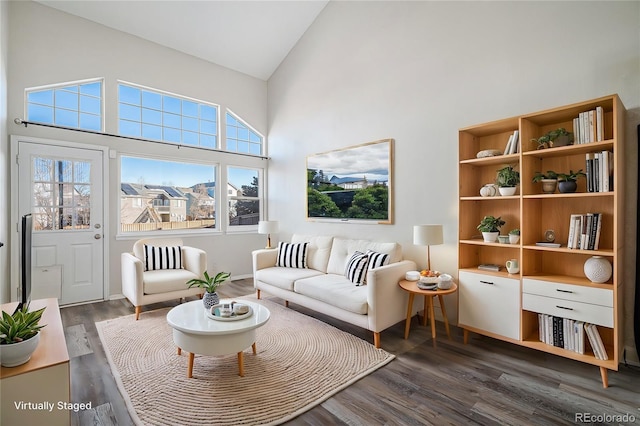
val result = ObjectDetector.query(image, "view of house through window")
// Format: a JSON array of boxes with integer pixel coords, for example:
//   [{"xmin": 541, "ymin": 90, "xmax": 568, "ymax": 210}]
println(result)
[
  {"xmin": 120, "ymin": 156, "xmax": 217, "ymax": 233},
  {"xmin": 228, "ymin": 167, "xmax": 261, "ymax": 227},
  {"xmin": 26, "ymin": 79, "xmax": 103, "ymax": 131}
]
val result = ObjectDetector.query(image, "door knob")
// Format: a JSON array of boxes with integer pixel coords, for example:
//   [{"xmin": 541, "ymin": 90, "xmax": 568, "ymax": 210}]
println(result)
[{"xmin": 94, "ymin": 234, "xmax": 102, "ymax": 239}]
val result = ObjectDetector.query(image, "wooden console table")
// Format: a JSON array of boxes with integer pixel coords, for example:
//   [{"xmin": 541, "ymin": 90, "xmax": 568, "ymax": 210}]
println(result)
[{"xmin": 1, "ymin": 298, "xmax": 70, "ymax": 425}]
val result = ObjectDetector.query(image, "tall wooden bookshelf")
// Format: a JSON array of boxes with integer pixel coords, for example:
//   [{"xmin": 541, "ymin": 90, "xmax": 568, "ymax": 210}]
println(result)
[{"xmin": 457, "ymin": 95, "xmax": 625, "ymax": 388}]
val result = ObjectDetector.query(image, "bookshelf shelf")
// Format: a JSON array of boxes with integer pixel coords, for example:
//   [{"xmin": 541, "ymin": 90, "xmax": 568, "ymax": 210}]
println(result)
[{"xmin": 458, "ymin": 95, "xmax": 625, "ymax": 389}]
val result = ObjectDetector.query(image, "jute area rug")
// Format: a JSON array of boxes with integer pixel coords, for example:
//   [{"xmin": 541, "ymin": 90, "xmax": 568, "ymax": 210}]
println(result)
[{"xmin": 96, "ymin": 296, "xmax": 394, "ymax": 426}]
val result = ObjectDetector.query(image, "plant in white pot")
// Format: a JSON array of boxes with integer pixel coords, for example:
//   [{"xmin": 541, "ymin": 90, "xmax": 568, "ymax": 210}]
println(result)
[
  {"xmin": 477, "ymin": 215, "xmax": 505, "ymax": 243},
  {"xmin": 0, "ymin": 304, "xmax": 46, "ymax": 367},
  {"xmin": 187, "ymin": 271, "xmax": 231, "ymax": 310},
  {"xmin": 509, "ymin": 228, "xmax": 520, "ymax": 244},
  {"xmin": 532, "ymin": 170, "xmax": 559, "ymax": 194},
  {"xmin": 495, "ymin": 165, "xmax": 520, "ymax": 196}
]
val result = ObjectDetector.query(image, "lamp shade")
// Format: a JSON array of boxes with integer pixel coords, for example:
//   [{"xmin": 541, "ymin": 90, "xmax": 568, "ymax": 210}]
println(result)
[
  {"xmin": 258, "ymin": 220, "xmax": 279, "ymax": 235},
  {"xmin": 413, "ymin": 225, "xmax": 443, "ymax": 246}
]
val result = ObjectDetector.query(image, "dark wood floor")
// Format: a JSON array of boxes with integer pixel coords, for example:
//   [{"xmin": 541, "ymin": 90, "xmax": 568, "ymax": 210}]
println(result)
[{"xmin": 60, "ymin": 279, "xmax": 640, "ymax": 426}]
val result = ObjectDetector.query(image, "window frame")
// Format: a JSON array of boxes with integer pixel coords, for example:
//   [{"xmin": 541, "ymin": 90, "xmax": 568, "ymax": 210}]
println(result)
[
  {"xmin": 226, "ymin": 165, "xmax": 264, "ymax": 233},
  {"xmin": 25, "ymin": 77, "xmax": 105, "ymax": 132},
  {"xmin": 225, "ymin": 109, "xmax": 264, "ymax": 156},
  {"xmin": 117, "ymin": 80, "xmax": 220, "ymax": 149}
]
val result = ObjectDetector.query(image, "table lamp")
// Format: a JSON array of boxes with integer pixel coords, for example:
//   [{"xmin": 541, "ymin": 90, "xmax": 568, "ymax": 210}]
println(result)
[
  {"xmin": 413, "ymin": 224, "xmax": 443, "ymax": 271},
  {"xmin": 258, "ymin": 220, "xmax": 279, "ymax": 249}
]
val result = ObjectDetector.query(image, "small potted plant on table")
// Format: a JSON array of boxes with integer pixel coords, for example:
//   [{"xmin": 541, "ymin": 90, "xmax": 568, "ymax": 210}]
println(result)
[
  {"xmin": 0, "ymin": 304, "xmax": 47, "ymax": 367},
  {"xmin": 187, "ymin": 271, "xmax": 231, "ymax": 309},
  {"xmin": 496, "ymin": 165, "xmax": 520, "ymax": 196},
  {"xmin": 532, "ymin": 170, "xmax": 559, "ymax": 194},
  {"xmin": 557, "ymin": 169, "xmax": 586, "ymax": 193},
  {"xmin": 477, "ymin": 215, "xmax": 505, "ymax": 243}
]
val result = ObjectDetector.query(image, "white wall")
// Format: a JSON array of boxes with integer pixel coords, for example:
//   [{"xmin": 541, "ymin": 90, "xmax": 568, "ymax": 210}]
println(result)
[
  {"xmin": 268, "ymin": 2, "xmax": 640, "ymax": 358},
  {"xmin": 1, "ymin": 0, "xmax": 10, "ymax": 303},
  {"xmin": 5, "ymin": 1, "xmax": 269, "ymax": 300}
]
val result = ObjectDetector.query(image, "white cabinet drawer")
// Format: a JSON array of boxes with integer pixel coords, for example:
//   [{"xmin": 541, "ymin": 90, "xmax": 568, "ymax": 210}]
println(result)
[
  {"xmin": 523, "ymin": 278, "xmax": 613, "ymax": 307},
  {"xmin": 459, "ymin": 271, "xmax": 520, "ymax": 340},
  {"xmin": 522, "ymin": 293, "xmax": 613, "ymax": 327}
]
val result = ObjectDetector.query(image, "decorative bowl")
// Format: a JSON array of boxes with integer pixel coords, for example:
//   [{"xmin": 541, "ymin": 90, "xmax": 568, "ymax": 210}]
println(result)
[
  {"xmin": 476, "ymin": 149, "xmax": 503, "ymax": 158},
  {"xmin": 419, "ymin": 276, "xmax": 439, "ymax": 284},
  {"xmin": 497, "ymin": 235, "xmax": 510, "ymax": 244},
  {"xmin": 405, "ymin": 271, "xmax": 420, "ymax": 281}
]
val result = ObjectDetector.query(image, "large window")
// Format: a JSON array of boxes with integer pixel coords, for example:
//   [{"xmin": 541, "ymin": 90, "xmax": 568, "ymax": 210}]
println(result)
[
  {"xmin": 226, "ymin": 112, "xmax": 263, "ymax": 155},
  {"xmin": 120, "ymin": 156, "xmax": 217, "ymax": 233},
  {"xmin": 118, "ymin": 83, "xmax": 218, "ymax": 148},
  {"xmin": 26, "ymin": 79, "xmax": 103, "ymax": 131},
  {"xmin": 228, "ymin": 167, "xmax": 261, "ymax": 227}
]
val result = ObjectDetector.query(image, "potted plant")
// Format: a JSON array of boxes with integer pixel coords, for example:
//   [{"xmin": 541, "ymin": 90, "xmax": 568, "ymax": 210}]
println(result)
[
  {"xmin": 477, "ymin": 215, "xmax": 505, "ymax": 243},
  {"xmin": 187, "ymin": 271, "xmax": 231, "ymax": 309},
  {"xmin": 531, "ymin": 128, "xmax": 573, "ymax": 149},
  {"xmin": 557, "ymin": 169, "xmax": 586, "ymax": 193},
  {"xmin": 0, "ymin": 304, "xmax": 47, "ymax": 367},
  {"xmin": 495, "ymin": 165, "xmax": 520, "ymax": 196},
  {"xmin": 509, "ymin": 228, "xmax": 520, "ymax": 244},
  {"xmin": 532, "ymin": 170, "xmax": 559, "ymax": 194}
]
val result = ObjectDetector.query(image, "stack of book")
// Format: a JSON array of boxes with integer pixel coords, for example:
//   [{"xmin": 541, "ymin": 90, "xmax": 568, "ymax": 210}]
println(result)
[
  {"xmin": 567, "ymin": 213, "xmax": 602, "ymax": 250},
  {"xmin": 503, "ymin": 130, "xmax": 520, "ymax": 155},
  {"xmin": 573, "ymin": 106, "xmax": 604, "ymax": 144},
  {"xmin": 538, "ymin": 314, "xmax": 584, "ymax": 354},
  {"xmin": 585, "ymin": 151, "xmax": 613, "ymax": 192}
]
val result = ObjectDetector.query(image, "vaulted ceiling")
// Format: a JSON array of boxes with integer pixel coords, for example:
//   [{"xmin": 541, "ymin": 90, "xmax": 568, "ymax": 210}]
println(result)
[{"xmin": 36, "ymin": 0, "xmax": 329, "ymax": 81}]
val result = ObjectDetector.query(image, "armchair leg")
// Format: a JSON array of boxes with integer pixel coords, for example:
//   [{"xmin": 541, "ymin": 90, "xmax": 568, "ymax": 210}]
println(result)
[
  {"xmin": 135, "ymin": 306, "xmax": 141, "ymax": 320},
  {"xmin": 257, "ymin": 289, "xmax": 261, "ymax": 299},
  {"xmin": 373, "ymin": 332, "xmax": 381, "ymax": 348}
]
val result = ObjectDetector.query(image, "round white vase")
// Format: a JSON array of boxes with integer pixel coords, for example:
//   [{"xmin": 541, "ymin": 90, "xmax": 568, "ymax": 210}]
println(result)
[
  {"xmin": 499, "ymin": 187, "xmax": 517, "ymax": 196},
  {"xmin": 482, "ymin": 232, "xmax": 499, "ymax": 243},
  {"xmin": 0, "ymin": 332, "xmax": 40, "ymax": 367},
  {"xmin": 583, "ymin": 256, "xmax": 612, "ymax": 283}
]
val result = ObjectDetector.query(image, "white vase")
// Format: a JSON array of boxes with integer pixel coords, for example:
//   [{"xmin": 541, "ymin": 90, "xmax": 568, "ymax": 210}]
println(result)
[
  {"xmin": 499, "ymin": 187, "xmax": 517, "ymax": 196},
  {"xmin": 583, "ymin": 256, "xmax": 612, "ymax": 283},
  {"xmin": 509, "ymin": 234, "xmax": 520, "ymax": 244},
  {"xmin": 0, "ymin": 332, "xmax": 40, "ymax": 367},
  {"xmin": 482, "ymin": 232, "xmax": 499, "ymax": 243}
]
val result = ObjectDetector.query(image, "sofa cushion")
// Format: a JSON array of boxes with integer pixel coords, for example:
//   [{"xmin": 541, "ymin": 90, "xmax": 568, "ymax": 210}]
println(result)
[
  {"xmin": 327, "ymin": 238, "xmax": 401, "ymax": 275},
  {"xmin": 144, "ymin": 245, "xmax": 183, "ymax": 271},
  {"xmin": 276, "ymin": 242, "xmax": 308, "ymax": 268},
  {"xmin": 292, "ymin": 234, "xmax": 334, "ymax": 273},
  {"xmin": 143, "ymin": 269, "xmax": 198, "ymax": 294},
  {"xmin": 255, "ymin": 267, "xmax": 324, "ymax": 291},
  {"xmin": 294, "ymin": 274, "xmax": 368, "ymax": 315},
  {"xmin": 345, "ymin": 251, "xmax": 369, "ymax": 285}
]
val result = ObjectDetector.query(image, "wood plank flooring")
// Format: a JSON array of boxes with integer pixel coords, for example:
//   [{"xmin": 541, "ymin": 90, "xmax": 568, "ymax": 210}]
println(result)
[{"xmin": 60, "ymin": 279, "xmax": 640, "ymax": 426}]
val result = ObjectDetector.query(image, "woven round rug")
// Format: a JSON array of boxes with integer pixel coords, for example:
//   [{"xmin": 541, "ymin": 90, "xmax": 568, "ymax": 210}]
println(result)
[{"xmin": 96, "ymin": 297, "xmax": 394, "ymax": 426}]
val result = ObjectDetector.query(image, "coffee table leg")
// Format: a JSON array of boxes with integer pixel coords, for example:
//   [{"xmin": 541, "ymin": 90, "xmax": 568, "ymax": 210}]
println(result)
[
  {"xmin": 404, "ymin": 293, "xmax": 415, "ymax": 339},
  {"xmin": 188, "ymin": 353, "xmax": 194, "ymax": 378},
  {"xmin": 438, "ymin": 294, "xmax": 451, "ymax": 339},
  {"xmin": 252, "ymin": 342, "xmax": 257, "ymax": 355},
  {"xmin": 429, "ymin": 296, "xmax": 436, "ymax": 339},
  {"xmin": 237, "ymin": 351, "xmax": 244, "ymax": 377},
  {"xmin": 177, "ymin": 347, "xmax": 181, "ymax": 355},
  {"xmin": 422, "ymin": 296, "xmax": 428, "ymax": 326}
]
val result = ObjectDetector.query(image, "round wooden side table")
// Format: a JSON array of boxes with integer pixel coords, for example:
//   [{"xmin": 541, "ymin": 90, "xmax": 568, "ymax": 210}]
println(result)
[{"xmin": 398, "ymin": 279, "xmax": 458, "ymax": 341}]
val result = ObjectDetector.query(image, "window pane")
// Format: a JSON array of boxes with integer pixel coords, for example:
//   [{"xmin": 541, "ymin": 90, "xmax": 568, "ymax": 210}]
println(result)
[
  {"xmin": 163, "ymin": 96, "xmax": 181, "ymax": 114},
  {"xmin": 33, "ymin": 158, "xmax": 53, "ymax": 181},
  {"xmin": 164, "ymin": 127, "xmax": 180, "ymax": 142},
  {"xmin": 183, "ymin": 100, "xmax": 198, "ymax": 117},
  {"xmin": 120, "ymin": 156, "xmax": 216, "ymax": 232},
  {"xmin": 55, "ymin": 160, "xmax": 73, "ymax": 182},
  {"xmin": 142, "ymin": 124, "xmax": 162, "ymax": 140},
  {"xmin": 142, "ymin": 108, "xmax": 162, "ymax": 125},
  {"xmin": 80, "ymin": 82, "xmax": 100, "ymax": 97},
  {"xmin": 182, "ymin": 116, "xmax": 198, "ymax": 132},
  {"xmin": 249, "ymin": 132, "xmax": 261, "ymax": 143},
  {"xmin": 200, "ymin": 120, "xmax": 216, "ymax": 135},
  {"xmin": 227, "ymin": 125, "xmax": 237, "ymax": 139},
  {"xmin": 119, "ymin": 119, "xmax": 141, "ymax": 137},
  {"xmin": 200, "ymin": 105, "xmax": 216, "ymax": 121},
  {"xmin": 119, "ymin": 103, "xmax": 141, "ymax": 122},
  {"xmin": 33, "ymin": 183, "xmax": 53, "ymax": 206},
  {"xmin": 227, "ymin": 140, "xmax": 237, "ymax": 152},
  {"xmin": 238, "ymin": 141, "xmax": 249, "ymax": 153},
  {"xmin": 28, "ymin": 104, "xmax": 54, "ymax": 123},
  {"xmin": 142, "ymin": 91, "xmax": 162, "ymax": 110},
  {"xmin": 226, "ymin": 113, "xmax": 237, "ymax": 125},
  {"xmin": 55, "ymin": 108, "xmax": 78, "ymax": 128},
  {"xmin": 163, "ymin": 112, "xmax": 180, "ymax": 129},
  {"xmin": 200, "ymin": 134, "xmax": 216, "ymax": 148},
  {"xmin": 80, "ymin": 115, "xmax": 99, "ymax": 132},
  {"xmin": 80, "ymin": 95, "xmax": 100, "ymax": 114},
  {"xmin": 249, "ymin": 143, "xmax": 261, "ymax": 155},
  {"xmin": 238, "ymin": 127, "xmax": 249, "ymax": 141},
  {"xmin": 28, "ymin": 90, "xmax": 54, "ymax": 106},
  {"xmin": 55, "ymin": 90, "xmax": 77, "ymax": 110},
  {"xmin": 182, "ymin": 131, "xmax": 198, "ymax": 145},
  {"xmin": 119, "ymin": 85, "xmax": 140, "ymax": 105}
]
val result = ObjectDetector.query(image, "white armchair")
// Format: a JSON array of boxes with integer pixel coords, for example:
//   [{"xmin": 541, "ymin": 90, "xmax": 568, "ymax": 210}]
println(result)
[{"xmin": 121, "ymin": 237, "xmax": 207, "ymax": 319}]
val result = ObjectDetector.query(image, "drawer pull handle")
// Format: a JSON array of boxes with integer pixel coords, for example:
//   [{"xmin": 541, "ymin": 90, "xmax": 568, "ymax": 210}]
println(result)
[
  {"xmin": 480, "ymin": 280, "xmax": 494, "ymax": 285},
  {"xmin": 556, "ymin": 305, "xmax": 573, "ymax": 311},
  {"xmin": 556, "ymin": 289, "xmax": 573, "ymax": 293}
]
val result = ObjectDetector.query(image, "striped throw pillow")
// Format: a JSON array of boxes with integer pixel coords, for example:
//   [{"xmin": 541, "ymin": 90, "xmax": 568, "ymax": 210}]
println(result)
[
  {"xmin": 276, "ymin": 242, "xmax": 308, "ymax": 268},
  {"xmin": 366, "ymin": 250, "xmax": 390, "ymax": 270},
  {"xmin": 345, "ymin": 251, "xmax": 369, "ymax": 286},
  {"xmin": 144, "ymin": 245, "xmax": 183, "ymax": 271}
]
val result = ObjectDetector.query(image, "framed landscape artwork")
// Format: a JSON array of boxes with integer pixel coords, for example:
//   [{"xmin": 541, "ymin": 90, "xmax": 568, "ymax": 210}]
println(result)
[{"xmin": 306, "ymin": 139, "xmax": 394, "ymax": 224}]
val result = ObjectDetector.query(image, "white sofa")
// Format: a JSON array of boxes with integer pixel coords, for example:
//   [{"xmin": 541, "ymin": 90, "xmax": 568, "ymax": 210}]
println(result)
[
  {"xmin": 121, "ymin": 237, "xmax": 207, "ymax": 319},
  {"xmin": 252, "ymin": 234, "xmax": 420, "ymax": 348}
]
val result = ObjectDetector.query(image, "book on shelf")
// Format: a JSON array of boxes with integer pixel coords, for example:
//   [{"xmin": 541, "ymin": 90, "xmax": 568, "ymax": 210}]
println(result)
[
  {"xmin": 535, "ymin": 242, "xmax": 561, "ymax": 248},
  {"xmin": 537, "ymin": 314, "xmax": 585, "ymax": 355},
  {"xmin": 567, "ymin": 212, "xmax": 602, "ymax": 250},
  {"xmin": 503, "ymin": 134, "xmax": 514, "ymax": 155},
  {"xmin": 510, "ymin": 130, "xmax": 519, "ymax": 154},
  {"xmin": 477, "ymin": 264, "xmax": 500, "ymax": 272},
  {"xmin": 574, "ymin": 107, "xmax": 604, "ymax": 144},
  {"xmin": 584, "ymin": 323, "xmax": 608, "ymax": 360}
]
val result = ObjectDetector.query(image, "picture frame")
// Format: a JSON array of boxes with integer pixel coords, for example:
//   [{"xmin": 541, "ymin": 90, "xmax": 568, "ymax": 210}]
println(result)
[{"xmin": 306, "ymin": 139, "xmax": 394, "ymax": 224}]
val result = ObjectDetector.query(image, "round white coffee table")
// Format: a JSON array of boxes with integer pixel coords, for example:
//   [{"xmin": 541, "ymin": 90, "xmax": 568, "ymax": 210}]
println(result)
[{"xmin": 166, "ymin": 299, "xmax": 270, "ymax": 378}]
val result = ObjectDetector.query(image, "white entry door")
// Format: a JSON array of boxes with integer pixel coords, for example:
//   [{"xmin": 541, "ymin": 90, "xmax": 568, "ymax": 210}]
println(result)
[{"xmin": 17, "ymin": 141, "xmax": 105, "ymax": 305}]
